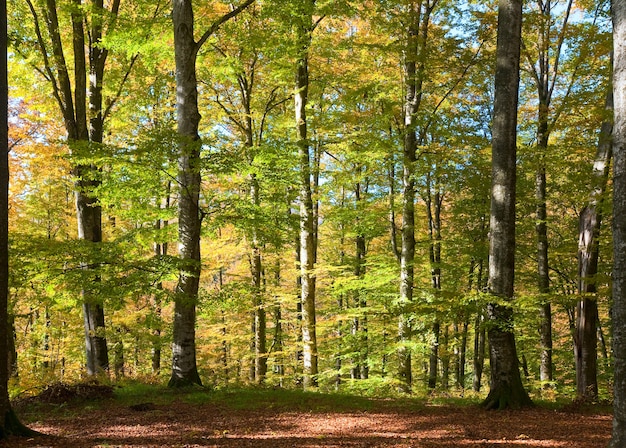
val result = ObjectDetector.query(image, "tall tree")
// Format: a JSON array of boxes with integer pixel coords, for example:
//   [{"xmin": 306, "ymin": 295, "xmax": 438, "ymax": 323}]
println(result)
[
  {"xmin": 20, "ymin": 0, "xmax": 134, "ymax": 375},
  {"xmin": 0, "ymin": 0, "xmax": 34, "ymax": 436},
  {"xmin": 610, "ymin": 0, "xmax": 626, "ymax": 444},
  {"xmin": 293, "ymin": 0, "xmax": 319, "ymax": 389},
  {"xmin": 483, "ymin": 0, "xmax": 532, "ymax": 410},
  {"xmin": 576, "ymin": 88, "xmax": 613, "ymax": 401},
  {"xmin": 396, "ymin": 0, "xmax": 437, "ymax": 393},
  {"xmin": 523, "ymin": 0, "xmax": 574, "ymax": 387},
  {"xmin": 169, "ymin": 0, "xmax": 255, "ymax": 387}
]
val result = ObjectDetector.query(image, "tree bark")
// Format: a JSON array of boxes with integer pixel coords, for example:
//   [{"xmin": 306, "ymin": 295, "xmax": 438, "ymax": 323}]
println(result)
[
  {"xmin": 33, "ymin": 0, "xmax": 117, "ymax": 375},
  {"xmin": 0, "ymin": 3, "xmax": 35, "ymax": 435},
  {"xmin": 398, "ymin": 0, "xmax": 434, "ymax": 393},
  {"xmin": 169, "ymin": 0, "xmax": 203, "ymax": 387},
  {"xmin": 575, "ymin": 89, "xmax": 613, "ymax": 401},
  {"xmin": 610, "ymin": 1, "xmax": 626, "ymax": 444},
  {"xmin": 169, "ymin": 0, "xmax": 255, "ymax": 387},
  {"xmin": 426, "ymin": 172, "xmax": 442, "ymax": 390},
  {"xmin": 483, "ymin": 0, "xmax": 532, "ymax": 410},
  {"xmin": 294, "ymin": 0, "xmax": 318, "ymax": 389}
]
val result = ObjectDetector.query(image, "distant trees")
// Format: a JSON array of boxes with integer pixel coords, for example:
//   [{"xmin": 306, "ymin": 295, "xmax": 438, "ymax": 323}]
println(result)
[{"xmin": 2, "ymin": 0, "xmax": 617, "ymax": 404}]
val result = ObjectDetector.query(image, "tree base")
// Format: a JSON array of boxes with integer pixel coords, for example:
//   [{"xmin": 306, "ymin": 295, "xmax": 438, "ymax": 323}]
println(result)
[
  {"xmin": 167, "ymin": 370, "xmax": 203, "ymax": 388},
  {"xmin": 482, "ymin": 383, "xmax": 533, "ymax": 410},
  {"xmin": 0, "ymin": 408, "xmax": 41, "ymax": 439}
]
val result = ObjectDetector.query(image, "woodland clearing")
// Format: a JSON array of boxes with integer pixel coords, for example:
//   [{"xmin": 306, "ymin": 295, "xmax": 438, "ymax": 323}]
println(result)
[{"xmin": 0, "ymin": 385, "xmax": 612, "ymax": 447}]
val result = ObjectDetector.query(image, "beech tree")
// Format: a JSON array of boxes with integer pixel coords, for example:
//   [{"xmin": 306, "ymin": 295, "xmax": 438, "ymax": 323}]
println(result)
[
  {"xmin": 169, "ymin": 0, "xmax": 255, "ymax": 387},
  {"xmin": 610, "ymin": 0, "xmax": 626, "ymax": 444},
  {"xmin": 483, "ymin": 0, "xmax": 532, "ymax": 410},
  {"xmin": 17, "ymin": 0, "xmax": 134, "ymax": 375},
  {"xmin": 0, "ymin": 0, "xmax": 34, "ymax": 436},
  {"xmin": 293, "ymin": 0, "xmax": 319, "ymax": 389}
]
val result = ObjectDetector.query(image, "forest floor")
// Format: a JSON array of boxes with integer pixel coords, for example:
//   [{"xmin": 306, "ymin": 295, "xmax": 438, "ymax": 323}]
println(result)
[{"xmin": 0, "ymin": 383, "xmax": 613, "ymax": 448}]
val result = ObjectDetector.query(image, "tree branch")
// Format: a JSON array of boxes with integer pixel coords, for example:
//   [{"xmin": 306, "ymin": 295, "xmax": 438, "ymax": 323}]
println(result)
[{"xmin": 195, "ymin": 0, "xmax": 256, "ymax": 55}]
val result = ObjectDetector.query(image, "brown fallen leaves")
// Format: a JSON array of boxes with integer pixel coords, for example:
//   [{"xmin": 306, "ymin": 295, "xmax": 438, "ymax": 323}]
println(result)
[{"xmin": 0, "ymin": 394, "xmax": 612, "ymax": 447}]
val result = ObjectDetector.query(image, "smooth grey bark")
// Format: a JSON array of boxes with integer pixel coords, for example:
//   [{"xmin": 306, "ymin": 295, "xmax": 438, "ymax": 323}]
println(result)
[
  {"xmin": 169, "ymin": 0, "xmax": 255, "ymax": 387},
  {"xmin": 25, "ymin": 0, "xmax": 123, "ymax": 375},
  {"xmin": 576, "ymin": 89, "xmax": 613, "ymax": 401},
  {"xmin": 294, "ymin": 0, "xmax": 318, "ymax": 389},
  {"xmin": 483, "ymin": 0, "xmax": 532, "ymax": 410},
  {"xmin": 170, "ymin": 0, "xmax": 202, "ymax": 387},
  {"xmin": 610, "ymin": 1, "xmax": 626, "ymax": 444}
]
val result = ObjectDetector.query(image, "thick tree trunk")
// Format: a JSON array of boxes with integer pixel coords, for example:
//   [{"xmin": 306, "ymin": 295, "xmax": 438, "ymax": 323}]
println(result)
[
  {"xmin": 575, "ymin": 89, "xmax": 613, "ymax": 401},
  {"xmin": 610, "ymin": 2, "xmax": 626, "ymax": 444},
  {"xmin": 169, "ymin": 0, "xmax": 255, "ymax": 388},
  {"xmin": 0, "ymin": 5, "xmax": 34, "ymax": 435},
  {"xmin": 483, "ymin": 0, "xmax": 531, "ymax": 410},
  {"xmin": 169, "ymin": 0, "xmax": 202, "ymax": 387},
  {"xmin": 31, "ymin": 0, "xmax": 114, "ymax": 376}
]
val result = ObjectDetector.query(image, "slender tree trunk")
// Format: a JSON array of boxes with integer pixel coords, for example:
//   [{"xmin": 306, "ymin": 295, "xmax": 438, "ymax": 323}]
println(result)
[
  {"xmin": 428, "ymin": 321, "xmax": 440, "ymax": 390},
  {"xmin": 483, "ymin": 0, "xmax": 532, "ymax": 410},
  {"xmin": 354, "ymin": 177, "xmax": 368, "ymax": 380},
  {"xmin": 271, "ymin": 260, "xmax": 284, "ymax": 386},
  {"xmin": 458, "ymin": 320, "xmax": 468, "ymax": 389},
  {"xmin": 441, "ymin": 325, "xmax": 450, "ymax": 390},
  {"xmin": 398, "ymin": 1, "xmax": 428, "ymax": 393},
  {"xmin": 294, "ymin": 0, "xmax": 318, "ymax": 389},
  {"xmin": 575, "ymin": 89, "xmax": 613, "ymax": 401},
  {"xmin": 249, "ymin": 173, "xmax": 267, "ymax": 383},
  {"xmin": 472, "ymin": 259, "xmax": 486, "ymax": 392},
  {"xmin": 426, "ymin": 173, "xmax": 442, "ymax": 390}
]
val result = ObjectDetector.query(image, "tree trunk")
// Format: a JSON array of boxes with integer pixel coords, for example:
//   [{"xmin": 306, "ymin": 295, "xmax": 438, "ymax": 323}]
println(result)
[
  {"xmin": 428, "ymin": 321, "xmax": 440, "ymax": 390},
  {"xmin": 483, "ymin": 0, "xmax": 532, "ymax": 410},
  {"xmin": 575, "ymin": 89, "xmax": 613, "ymax": 401},
  {"xmin": 27, "ymin": 0, "xmax": 116, "ymax": 376},
  {"xmin": 398, "ymin": 0, "xmax": 433, "ymax": 393},
  {"xmin": 249, "ymin": 173, "xmax": 267, "ymax": 384},
  {"xmin": 169, "ymin": 0, "xmax": 255, "ymax": 388},
  {"xmin": 610, "ymin": 2, "xmax": 626, "ymax": 443},
  {"xmin": 294, "ymin": 0, "xmax": 318, "ymax": 389},
  {"xmin": 457, "ymin": 320, "xmax": 468, "ymax": 389},
  {"xmin": 473, "ymin": 312, "xmax": 486, "ymax": 392},
  {"xmin": 0, "ymin": 5, "xmax": 34, "ymax": 435},
  {"xmin": 426, "ymin": 172, "xmax": 442, "ymax": 390},
  {"xmin": 354, "ymin": 177, "xmax": 368, "ymax": 380},
  {"xmin": 169, "ymin": 0, "xmax": 203, "ymax": 387}
]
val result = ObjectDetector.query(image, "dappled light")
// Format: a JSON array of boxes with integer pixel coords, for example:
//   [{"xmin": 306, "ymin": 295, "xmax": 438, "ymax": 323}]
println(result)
[{"xmin": 0, "ymin": 390, "xmax": 612, "ymax": 447}]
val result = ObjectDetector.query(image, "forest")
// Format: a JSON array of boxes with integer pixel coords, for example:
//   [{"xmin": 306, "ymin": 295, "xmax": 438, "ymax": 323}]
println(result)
[{"xmin": 1, "ymin": 0, "xmax": 626, "ymax": 445}]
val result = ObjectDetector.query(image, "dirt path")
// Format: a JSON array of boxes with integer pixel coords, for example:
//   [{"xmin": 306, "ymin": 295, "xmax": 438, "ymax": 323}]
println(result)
[{"xmin": 0, "ymin": 400, "xmax": 612, "ymax": 447}]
